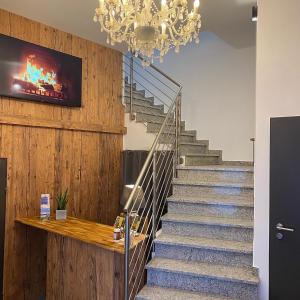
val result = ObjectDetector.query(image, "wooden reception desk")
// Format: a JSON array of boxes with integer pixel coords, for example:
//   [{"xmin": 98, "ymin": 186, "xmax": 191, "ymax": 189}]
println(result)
[{"xmin": 16, "ymin": 217, "xmax": 145, "ymax": 300}]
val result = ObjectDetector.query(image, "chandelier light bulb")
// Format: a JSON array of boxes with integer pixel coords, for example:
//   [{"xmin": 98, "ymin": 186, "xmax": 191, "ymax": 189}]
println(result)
[
  {"xmin": 161, "ymin": 23, "xmax": 166, "ymax": 35},
  {"xmin": 194, "ymin": 0, "xmax": 200, "ymax": 9}
]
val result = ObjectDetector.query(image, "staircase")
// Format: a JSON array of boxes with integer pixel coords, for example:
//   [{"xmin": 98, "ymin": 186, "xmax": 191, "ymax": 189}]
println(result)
[
  {"xmin": 123, "ymin": 83, "xmax": 259, "ymax": 299},
  {"xmin": 124, "ymin": 82, "xmax": 223, "ymax": 166}
]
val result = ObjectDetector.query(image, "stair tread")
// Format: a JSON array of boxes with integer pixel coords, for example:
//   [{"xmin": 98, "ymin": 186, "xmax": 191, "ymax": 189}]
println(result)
[
  {"xmin": 173, "ymin": 179, "xmax": 254, "ymax": 189},
  {"xmin": 162, "ymin": 213, "xmax": 253, "ymax": 228},
  {"xmin": 180, "ymin": 141, "xmax": 208, "ymax": 146},
  {"xmin": 126, "ymin": 102, "xmax": 163, "ymax": 111},
  {"xmin": 177, "ymin": 165, "xmax": 253, "ymax": 172},
  {"xmin": 167, "ymin": 194, "xmax": 254, "ymax": 207},
  {"xmin": 137, "ymin": 285, "xmax": 235, "ymax": 300},
  {"xmin": 155, "ymin": 233, "xmax": 253, "ymax": 254},
  {"xmin": 147, "ymin": 257, "xmax": 259, "ymax": 285},
  {"xmin": 183, "ymin": 153, "xmax": 220, "ymax": 157},
  {"xmin": 136, "ymin": 110, "xmax": 166, "ymax": 117}
]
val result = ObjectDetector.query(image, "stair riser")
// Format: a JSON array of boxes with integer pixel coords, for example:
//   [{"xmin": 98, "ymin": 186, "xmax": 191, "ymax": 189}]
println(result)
[
  {"xmin": 124, "ymin": 88, "xmax": 146, "ymax": 98},
  {"xmin": 147, "ymin": 123, "xmax": 185, "ymax": 134},
  {"xmin": 155, "ymin": 243, "xmax": 253, "ymax": 267},
  {"xmin": 180, "ymin": 135, "xmax": 196, "ymax": 143},
  {"xmin": 124, "ymin": 96, "xmax": 154, "ymax": 107},
  {"xmin": 125, "ymin": 103, "xmax": 164, "ymax": 115},
  {"xmin": 136, "ymin": 112, "xmax": 167, "ymax": 123},
  {"xmin": 177, "ymin": 169, "xmax": 253, "ymax": 184},
  {"xmin": 147, "ymin": 270, "xmax": 258, "ymax": 300},
  {"xmin": 180, "ymin": 144, "xmax": 208, "ymax": 155},
  {"xmin": 173, "ymin": 184, "xmax": 253, "ymax": 198},
  {"xmin": 162, "ymin": 221, "xmax": 253, "ymax": 242},
  {"xmin": 185, "ymin": 156, "xmax": 221, "ymax": 166},
  {"xmin": 168, "ymin": 202, "xmax": 254, "ymax": 220},
  {"xmin": 159, "ymin": 134, "xmax": 196, "ymax": 144}
]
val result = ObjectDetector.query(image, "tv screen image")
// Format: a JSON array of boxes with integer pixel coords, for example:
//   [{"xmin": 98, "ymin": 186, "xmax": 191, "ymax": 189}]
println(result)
[{"xmin": 0, "ymin": 34, "xmax": 82, "ymax": 107}]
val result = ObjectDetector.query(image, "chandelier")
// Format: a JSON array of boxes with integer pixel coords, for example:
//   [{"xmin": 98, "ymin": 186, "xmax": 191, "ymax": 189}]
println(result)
[{"xmin": 93, "ymin": 0, "xmax": 201, "ymax": 65}]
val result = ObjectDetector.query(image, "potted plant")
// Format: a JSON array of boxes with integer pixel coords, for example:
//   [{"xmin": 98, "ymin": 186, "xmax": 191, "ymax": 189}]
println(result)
[{"xmin": 56, "ymin": 189, "xmax": 68, "ymax": 220}]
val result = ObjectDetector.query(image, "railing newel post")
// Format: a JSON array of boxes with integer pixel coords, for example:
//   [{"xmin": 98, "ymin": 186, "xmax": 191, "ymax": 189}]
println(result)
[
  {"xmin": 124, "ymin": 210, "xmax": 130, "ymax": 300},
  {"xmin": 152, "ymin": 152, "xmax": 157, "ymax": 243},
  {"xmin": 130, "ymin": 55, "xmax": 134, "ymax": 120}
]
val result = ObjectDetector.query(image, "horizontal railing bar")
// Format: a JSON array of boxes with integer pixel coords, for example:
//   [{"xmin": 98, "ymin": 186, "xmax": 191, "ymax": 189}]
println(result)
[
  {"xmin": 124, "ymin": 60, "xmax": 176, "ymax": 101},
  {"xmin": 124, "ymin": 69, "xmax": 171, "ymax": 109},
  {"xmin": 129, "ymin": 164, "xmax": 174, "ymax": 297},
  {"xmin": 136, "ymin": 55, "xmax": 182, "ymax": 88},
  {"xmin": 127, "ymin": 114, "xmax": 176, "ymax": 214},
  {"xmin": 128, "ymin": 150, "xmax": 175, "ymax": 272},
  {"xmin": 128, "ymin": 148, "xmax": 175, "ymax": 263},
  {"xmin": 124, "ymin": 56, "xmax": 179, "ymax": 94},
  {"xmin": 127, "ymin": 118, "xmax": 176, "ymax": 213},
  {"xmin": 124, "ymin": 90, "xmax": 181, "ymax": 212},
  {"xmin": 128, "ymin": 134, "xmax": 175, "ymax": 217},
  {"xmin": 124, "ymin": 54, "xmax": 181, "ymax": 90}
]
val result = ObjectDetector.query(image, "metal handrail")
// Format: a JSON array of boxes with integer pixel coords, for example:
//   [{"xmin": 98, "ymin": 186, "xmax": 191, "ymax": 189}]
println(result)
[
  {"xmin": 123, "ymin": 53, "xmax": 182, "ymax": 300},
  {"xmin": 124, "ymin": 55, "xmax": 179, "ymax": 94},
  {"xmin": 123, "ymin": 90, "xmax": 181, "ymax": 212},
  {"xmin": 137, "ymin": 54, "xmax": 182, "ymax": 88},
  {"xmin": 124, "ymin": 54, "xmax": 182, "ymax": 88}
]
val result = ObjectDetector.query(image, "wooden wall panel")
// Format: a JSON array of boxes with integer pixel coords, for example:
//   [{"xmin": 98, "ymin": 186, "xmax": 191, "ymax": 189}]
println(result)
[{"xmin": 0, "ymin": 9, "xmax": 125, "ymax": 300}]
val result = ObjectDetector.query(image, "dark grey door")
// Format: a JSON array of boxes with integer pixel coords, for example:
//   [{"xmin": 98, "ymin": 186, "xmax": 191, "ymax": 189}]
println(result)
[{"xmin": 270, "ymin": 117, "xmax": 300, "ymax": 299}]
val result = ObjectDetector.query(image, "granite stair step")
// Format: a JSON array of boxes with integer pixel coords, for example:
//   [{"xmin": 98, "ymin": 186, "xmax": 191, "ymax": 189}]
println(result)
[
  {"xmin": 136, "ymin": 111, "xmax": 167, "ymax": 123},
  {"xmin": 155, "ymin": 234, "xmax": 253, "ymax": 267},
  {"xmin": 123, "ymin": 92, "xmax": 155, "ymax": 104},
  {"xmin": 177, "ymin": 165, "xmax": 253, "ymax": 184},
  {"xmin": 184, "ymin": 153, "xmax": 222, "ymax": 166},
  {"xmin": 167, "ymin": 194, "xmax": 254, "ymax": 219},
  {"xmin": 136, "ymin": 285, "xmax": 235, "ymax": 300},
  {"xmin": 124, "ymin": 95, "xmax": 155, "ymax": 107},
  {"xmin": 180, "ymin": 141, "xmax": 209, "ymax": 155},
  {"xmin": 146, "ymin": 257, "xmax": 259, "ymax": 299},
  {"xmin": 172, "ymin": 179, "xmax": 254, "ymax": 197},
  {"xmin": 159, "ymin": 131, "xmax": 197, "ymax": 144},
  {"xmin": 146, "ymin": 121, "xmax": 185, "ymax": 134},
  {"xmin": 167, "ymin": 194, "xmax": 254, "ymax": 207},
  {"xmin": 124, "ymin": 86, "xmax": 146, "ymax": 97},
  {"xmin": 125, "ymin": 102, "xmax": 164, "ymax": 115},
  {"xmin": 161, "ymin": 213, "xmax": 253, "ymax": 242}
]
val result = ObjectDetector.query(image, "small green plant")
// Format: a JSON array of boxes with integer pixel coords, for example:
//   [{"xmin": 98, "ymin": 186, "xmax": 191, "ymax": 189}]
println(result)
[{"xmin": 56, "ymin": 189, "xmax": 68, "ymax": 210}]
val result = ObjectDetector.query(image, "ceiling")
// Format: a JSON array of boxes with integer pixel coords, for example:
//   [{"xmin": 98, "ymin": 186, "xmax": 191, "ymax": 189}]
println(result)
[{"xmin": 0, "ymin": 0, "xmax": 256, "ymax": 51}]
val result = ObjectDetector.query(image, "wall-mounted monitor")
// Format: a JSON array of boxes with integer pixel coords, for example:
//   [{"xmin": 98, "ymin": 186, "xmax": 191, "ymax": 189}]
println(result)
[{"xmin": 0, "ymin": 34, "xmax": 82, "ymax": 107}]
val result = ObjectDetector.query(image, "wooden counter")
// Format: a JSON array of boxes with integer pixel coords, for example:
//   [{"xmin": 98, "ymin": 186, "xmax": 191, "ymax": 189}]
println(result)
[{"xmin": 16, "ymin": 217, "xmax": 146, "ymax": 300}]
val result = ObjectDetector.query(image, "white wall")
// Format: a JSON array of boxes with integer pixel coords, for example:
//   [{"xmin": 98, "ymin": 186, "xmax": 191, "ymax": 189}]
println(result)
[
  {"xmin": 254, "ymin": 0, "xmax": 300, "ymax": 299},
  {"xmin": 160, "ymin": 32, "xmax": 256, "ymax": 161},
  {"xmin": 123, "ymin": 113, "xmax": 155, "ymax": 150}
]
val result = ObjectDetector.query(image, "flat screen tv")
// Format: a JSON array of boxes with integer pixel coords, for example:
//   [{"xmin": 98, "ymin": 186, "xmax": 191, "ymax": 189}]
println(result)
[{"xmin": 0, "ymin": 34, "xmax": 82, "ymax": 107}]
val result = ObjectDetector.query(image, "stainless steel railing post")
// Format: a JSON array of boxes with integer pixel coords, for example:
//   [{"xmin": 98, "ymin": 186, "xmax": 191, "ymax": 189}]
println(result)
[
  {"xmin": 174, "ymin": 95, "xmax": 181, "ymax": 178},
  {"xmin": 130, "ymin": 56, "xmax": 134, "ymax": 120},
  {"xmin": 178, "ymin": 92, "xmax": 182, "ymax": 165},
  {"xmin": 152, "ymin": 152, "xmax": 157, "ymax": 242},
  {"xmin": 124, "ymin": 211, "xmax": 130, "ymax": 300}
]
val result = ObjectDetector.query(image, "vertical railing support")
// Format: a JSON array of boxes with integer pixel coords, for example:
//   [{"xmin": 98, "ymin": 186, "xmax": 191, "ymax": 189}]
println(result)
[
  {"xmin": 152, "ymin": 152, "xmax": 157, "ymax": 243},
  {"xmin": 174, "ymin": 92, "xmax": 182, "ymax": 178},
  {"xmin": 178, "ymin": 91, "xmax": 182, "ymax": 164},
  {"xmin": 124, "ymin": 211, "xmax": 130, "ymax": 300},
  {"xmin": 130, "ymin": 56, "xmax": 134, "ymax": 120}
]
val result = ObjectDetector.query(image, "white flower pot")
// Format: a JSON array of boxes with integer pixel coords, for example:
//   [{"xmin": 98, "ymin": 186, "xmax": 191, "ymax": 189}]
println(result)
[{"xmin": 56, "ymin": 210, "xmax": 67, "ymax": 220}]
